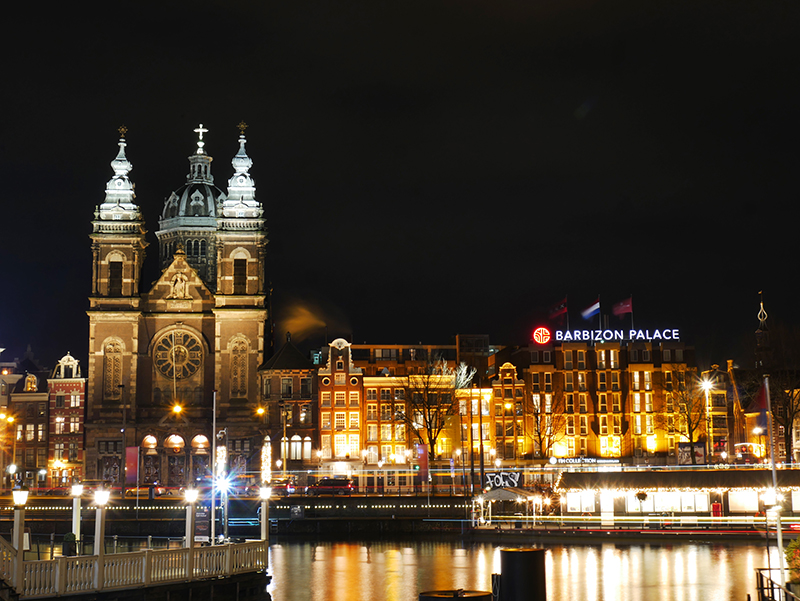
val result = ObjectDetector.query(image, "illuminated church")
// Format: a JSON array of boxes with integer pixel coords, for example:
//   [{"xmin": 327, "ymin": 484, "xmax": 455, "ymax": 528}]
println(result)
[{"xmin": 85, "ymin": 124, "xmax": 268, "ymax": 486}]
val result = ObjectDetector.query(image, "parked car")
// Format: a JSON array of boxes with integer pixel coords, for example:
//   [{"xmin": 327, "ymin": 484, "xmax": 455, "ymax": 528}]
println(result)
[
  {"xmin": 305, "ymin": 478, "xmax": 355, "ymax": 496},
  {"xmin": 124, "ymin": 485, "xmax": 169, "ymax": 498},
  {"xmin": 270, "ymin": 476, "xmax": 298, "ymax": 497}
]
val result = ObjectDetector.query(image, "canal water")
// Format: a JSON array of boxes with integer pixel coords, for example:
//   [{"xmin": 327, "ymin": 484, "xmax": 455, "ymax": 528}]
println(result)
[{"xmin": 267, "ymin": 539, "xmax": 781, "ymax": 601}]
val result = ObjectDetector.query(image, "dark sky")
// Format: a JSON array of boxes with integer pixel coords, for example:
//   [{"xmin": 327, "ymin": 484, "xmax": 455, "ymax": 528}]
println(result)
[{"xmin": 1, "ymin": 0, "xmax": 797, "ymax": 371}]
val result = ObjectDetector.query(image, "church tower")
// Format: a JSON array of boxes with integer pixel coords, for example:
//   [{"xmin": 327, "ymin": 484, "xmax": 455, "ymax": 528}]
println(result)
[
  {"xmin": 86, "ymin": 125, "xmax": 269, "ymax": 487},
  {"xmin": 86, "ymin": 129, "xmax": 147, "ymax": 482},
  {"xmin": 156, "ymin": 124, "xmax": 223, "ymax": 288}
]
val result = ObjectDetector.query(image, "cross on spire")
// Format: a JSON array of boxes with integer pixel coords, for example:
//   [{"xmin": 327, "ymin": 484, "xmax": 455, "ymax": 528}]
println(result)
[
  {"xmin": 237, "ymin": 121, "xmax": 248, "ymax": 136},
  {"xmin": 194, "ymin": 123, "xmax": 208, "ymax": 154}
]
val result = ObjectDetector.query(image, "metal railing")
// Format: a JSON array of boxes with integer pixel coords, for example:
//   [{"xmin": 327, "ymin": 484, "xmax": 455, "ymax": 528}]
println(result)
[
  {"xmin": 0, "ymin": 538, "xmax": 267, "ymax": 599},
  {"xmin": 755, "ymin": 569, "xmax": 800, "ymax": 601}
]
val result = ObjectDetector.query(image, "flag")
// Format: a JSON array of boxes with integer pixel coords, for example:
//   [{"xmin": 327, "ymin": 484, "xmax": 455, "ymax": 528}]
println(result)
[
  {"xmin": 548, "ymin": 297, "xmax": 567, "ymax": 318},
  {"xmin": 581, "ymin": 299, "xmax": 600, "ymax": 320},
  {"xmin": 612, "ymin": 297, "xmax": 633, "ymax": 317},
  {"xmin": 753, "ymin": 384, "xmax": 768, "ymax": 429}
]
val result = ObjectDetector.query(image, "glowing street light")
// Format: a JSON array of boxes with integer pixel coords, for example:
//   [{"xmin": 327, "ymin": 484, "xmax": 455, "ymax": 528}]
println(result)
[
  {"xmin": 259, "ymin": 486, "xmax": 271, "ymax": 541},
  {"xmin": 71, "ymin": 483, "xmax": 83, "ymax": 551},
  {"xmin": 184, "ymin": 489, "xmax": 199, "ymax": 551},
  {"xmin": 12, "ymin": 485, "xmax": 28, "ymax": 589},
  {"xmin": 93, "ymin": 488, "xmax": 111, "ymax": 587}
]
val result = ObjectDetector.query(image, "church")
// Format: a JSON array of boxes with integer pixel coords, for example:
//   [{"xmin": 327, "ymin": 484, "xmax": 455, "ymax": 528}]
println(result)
[{"xmin": 85, "ymin": 124, "xmax": 268, "ymax": 488}]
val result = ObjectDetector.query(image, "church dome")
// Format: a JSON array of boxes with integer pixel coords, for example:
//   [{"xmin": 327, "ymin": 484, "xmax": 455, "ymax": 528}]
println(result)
[
  {"xmin": 161, "ymin": 179, "xmax": 225, "ymax": 221},
  {"xmin": 159, "ymin": 124, "xmax": 226, "ymax": 226}
]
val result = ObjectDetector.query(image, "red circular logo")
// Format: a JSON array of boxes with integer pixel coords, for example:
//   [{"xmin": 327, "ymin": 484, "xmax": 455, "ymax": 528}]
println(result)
[{"xmin": 532, "ymin": 327, "xmax": 551, "ymax": 344}]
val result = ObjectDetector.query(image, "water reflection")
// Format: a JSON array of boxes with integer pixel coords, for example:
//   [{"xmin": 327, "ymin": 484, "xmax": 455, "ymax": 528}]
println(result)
[{"xmin": 269, "ymin": 539, "xmax": 779, "ymax": 601}]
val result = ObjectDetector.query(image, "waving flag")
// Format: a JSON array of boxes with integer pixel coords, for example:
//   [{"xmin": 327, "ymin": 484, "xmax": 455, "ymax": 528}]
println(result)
[
  {"xmin": 613, "ymin": 297, "xmax": 633, "ymax": 317},
  {"xmin": 549, "ymin": 297, "xmax": 567, "ymax": 318},
  {"xmin": 753, "ymin": 384, "xmax": 768, "ymax": 429},
  {"xmin": 581, "ymin": 299, "xmax": 600, "ymax": 320}
]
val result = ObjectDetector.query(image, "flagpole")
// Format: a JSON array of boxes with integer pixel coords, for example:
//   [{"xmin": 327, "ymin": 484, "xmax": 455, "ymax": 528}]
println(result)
[
  {"xmin": 566, "ymin": 295, "xmax": 570, "ymax": 331},
  {"xmin": 630, "ymin": 294, "xmax": 634, "ymax": 331},
  {"xmin": 765, "ymin": 373, "xmax": 786, "ymax": 588}
]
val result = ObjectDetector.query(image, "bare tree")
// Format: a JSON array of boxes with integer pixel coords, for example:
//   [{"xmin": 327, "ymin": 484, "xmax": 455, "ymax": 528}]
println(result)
[
  {"xmin": 395, "ymin": 358, "xmax": 476, "ymax": 458},
  {"xmin": 655, "ymin": 367, "xmax": 706, "ymax": 465},
  {"xmin": 524, "ymin": 389, "xmax": 567, "ymax": 458}
]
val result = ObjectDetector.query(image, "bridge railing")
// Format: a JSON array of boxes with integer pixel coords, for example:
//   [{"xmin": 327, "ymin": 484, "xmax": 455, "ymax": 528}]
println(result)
[{"xmin": 1, "ymin": 540, "xmax": 268, "ymax": 599}]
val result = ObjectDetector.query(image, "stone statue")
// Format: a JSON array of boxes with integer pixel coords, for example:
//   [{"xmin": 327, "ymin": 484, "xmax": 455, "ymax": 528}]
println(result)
[{"xmin": 168, "ymin": 272, "xmax": 190, "ymax": 299}]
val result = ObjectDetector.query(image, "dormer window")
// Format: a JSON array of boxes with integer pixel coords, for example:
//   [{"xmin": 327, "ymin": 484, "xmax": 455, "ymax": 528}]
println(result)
[{"xmin": 24, "ymin": 374, "xmax": 38, "ymax": 392}]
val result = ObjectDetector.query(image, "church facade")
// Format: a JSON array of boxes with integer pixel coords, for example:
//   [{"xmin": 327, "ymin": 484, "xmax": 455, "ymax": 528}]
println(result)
[{"xmin": 85, "ymin": 125, "xmax": 268, "ymax": 488}]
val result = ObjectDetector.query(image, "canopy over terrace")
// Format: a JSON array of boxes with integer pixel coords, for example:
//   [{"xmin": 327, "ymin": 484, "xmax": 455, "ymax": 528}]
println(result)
[
  {"xmin": 555, "ymin": 469, "xmax": 800, "ymax": 494},
  {"xmin": 555, "ymin": 469, "xmax": 800, "ymax": 516},
  {"xmin": 473, "ymin": 487, "xmax": 542, "ymax": 525}
]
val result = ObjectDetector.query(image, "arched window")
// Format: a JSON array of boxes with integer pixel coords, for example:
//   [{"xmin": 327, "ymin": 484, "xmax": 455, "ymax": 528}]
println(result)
[
  {"xmin": 191, "ymin": 435, "xmax": 210, "ymax": 455},
  {"xmin": 103, "ymin": 340, "xmax": 123, "ymax": 399},
  {"xmin": 290, "ymin": 435, "xmax": 302, "ymax": 460},
  {"xmin": 24, "ymin": 374, "xmax": 38, "ymax": 392},
  {"xmin": 199, "ymin": 240, "xmax": 207, "ymax": 256},
  {"xmin": 142, "ymin": 435, "xmax": 159, "ymax": 455},
  {"xmin": 108, "ymin": 259, "xmax": 123, "ymax": 297},
  {"xmin": 303, "ymin": 436, "xmax": 312, "ymax": 460},
  {"xmin": 165, "ymin": 435, "xmax": 185, "ymax": 451},
  {"xmin": 230, "ymin": 338, "xmax": 249, "ymax": 398}
]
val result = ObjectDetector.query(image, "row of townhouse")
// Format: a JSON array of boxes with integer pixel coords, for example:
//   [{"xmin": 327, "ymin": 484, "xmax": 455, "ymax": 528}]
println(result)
[
  {"xmin": 0, "ymin": 352, "xmax": 86, "ymax": 489},
  {"xmin": 0, "ymin": 334, "xmax": 774, "ymax": 491},
  {"xmin": 256, "ymin": 333, "xmax": 763, "ymax": 478}
]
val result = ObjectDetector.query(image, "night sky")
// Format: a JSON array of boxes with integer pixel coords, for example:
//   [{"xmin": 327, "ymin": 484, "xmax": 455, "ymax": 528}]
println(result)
[{"xmin": 1, "ymin": 1, "xmax": 797, "ymax": 371}]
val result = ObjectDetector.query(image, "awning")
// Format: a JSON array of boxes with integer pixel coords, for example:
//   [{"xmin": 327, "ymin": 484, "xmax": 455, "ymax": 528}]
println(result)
[{"xmin": 555, "ymin": 469, "xmax": 800, "ymax": 493}]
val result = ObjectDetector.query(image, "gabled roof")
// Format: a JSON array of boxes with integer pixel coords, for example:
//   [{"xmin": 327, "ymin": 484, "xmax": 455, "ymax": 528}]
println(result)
[{"xmin": 260, "ymin": 336, "xmax": 314, "ymax": 372}]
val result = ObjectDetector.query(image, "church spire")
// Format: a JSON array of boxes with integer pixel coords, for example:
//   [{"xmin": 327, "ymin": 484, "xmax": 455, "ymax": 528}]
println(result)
[
  {"xmin": 186, "ymin": 123, "xmax": 215, "ymax": 184},
  {"xmin": 755, "ymin": 290, "xmax": 771, "ymax": 369},
  {"xmin": 219, "ymin": 121, "xmax": 264, "ymax": 229},
  {"xmin": 93, "ymin": 127, "xmax": 144, "ymax": 232}
]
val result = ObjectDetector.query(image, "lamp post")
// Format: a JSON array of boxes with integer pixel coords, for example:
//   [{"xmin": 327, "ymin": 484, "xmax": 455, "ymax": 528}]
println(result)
[
  {"xmin": 118, "ymin": 384, "xmax": 127, "ymax": 498},
  {"xmin": 259, "ymin": 485, "xmax": 271, "ymax": 541},
  {"xmin": 184, "ymin": 488, "xmax": 199, "ymax": 580},
  {"xmin": 12, "ymin": 485, "xmax": 28, "ymax": 591},
  {"xmin": 184, "ymin": 488, "xmax": 198, "ymax": 547},
  {"xmin": 71, "ymin": 483, "xmax": 83, "ymax": 552},
  {"xmin": 280, "ymin": 402, "xmax": 288, "ymax": 477},
  {"xmin": 93, "ymin": 488, "xmax": 111, "ymax": 590}
]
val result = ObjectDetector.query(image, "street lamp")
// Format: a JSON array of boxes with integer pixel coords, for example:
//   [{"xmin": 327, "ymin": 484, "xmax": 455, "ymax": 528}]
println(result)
[
  {"xmin": 71, "ymin": 483, "xmax": 83, "ymax": 551},
  {"xmin": 12, "ymin": 484, "xmax": 28, "ymax": 590},
  {"xmin": 93, "ymin": 488, "xmax": 110, "ymax": 589},
  {"xmin": 184, "ymin": 488, "xmax": 199, "ymax": 580},
  {"xmin": 259, "ymin": 485, "xmax": 271, "ymax": 541},
  {"xmin": 184, "ymin": 489, "xmax": 199, "ymax": 548}
]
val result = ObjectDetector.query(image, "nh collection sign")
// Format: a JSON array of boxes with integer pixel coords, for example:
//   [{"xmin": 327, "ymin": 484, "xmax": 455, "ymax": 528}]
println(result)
[{"xmin": 533, "ymin": 326, "xmax": 680, "ymax": 344}]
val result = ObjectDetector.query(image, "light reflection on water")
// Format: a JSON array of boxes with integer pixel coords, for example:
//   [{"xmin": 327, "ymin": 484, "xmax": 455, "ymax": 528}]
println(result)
[{"xmin": 268, "ymin": 539, "xmax": 782, "ymax": 601}]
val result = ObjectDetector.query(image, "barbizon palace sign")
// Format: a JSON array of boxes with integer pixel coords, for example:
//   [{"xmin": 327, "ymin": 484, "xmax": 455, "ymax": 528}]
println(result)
[{"xmin": 532, "ymin": 326, "xmax": 680, "ymax": 344}]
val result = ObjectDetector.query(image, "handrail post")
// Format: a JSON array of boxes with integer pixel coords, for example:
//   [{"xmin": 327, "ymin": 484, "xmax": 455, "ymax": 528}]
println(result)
[
  {"xmin": 55, "ymin": 556, "xmax": 67, "ymax": 595},
  {"xmin": 224, "ymin": 542, "xmax": 233, "ymax": 576},
  {"xmin": 142, "ymin": 548, "xmax": 152, "ymax": 586}
]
